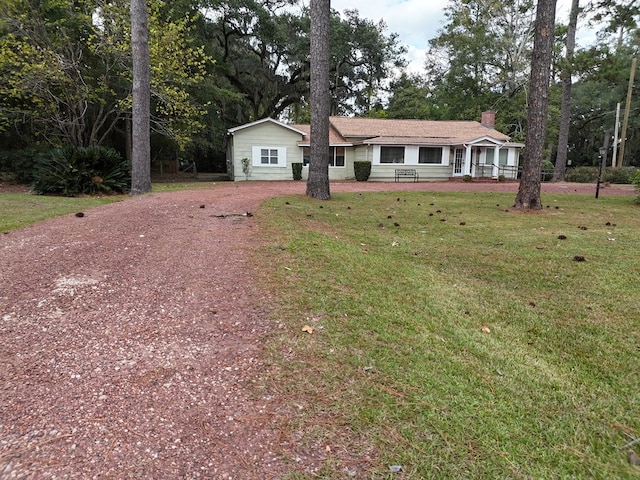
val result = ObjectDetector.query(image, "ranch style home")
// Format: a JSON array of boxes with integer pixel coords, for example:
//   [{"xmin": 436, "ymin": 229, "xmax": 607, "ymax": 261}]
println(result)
[{"xmin": 226, "ymin": 112, "xmax": 523, "ymax": 182}]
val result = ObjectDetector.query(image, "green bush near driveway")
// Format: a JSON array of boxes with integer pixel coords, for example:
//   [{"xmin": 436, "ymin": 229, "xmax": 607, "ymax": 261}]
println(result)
[{"xmin": 31, "ymin": 146, "xmax": 130, "ymax": 196}]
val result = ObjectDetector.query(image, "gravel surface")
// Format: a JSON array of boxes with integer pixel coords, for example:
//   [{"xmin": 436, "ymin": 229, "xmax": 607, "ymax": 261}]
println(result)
[{"xmin": 1, "ymin": 180, "xmax": 635, "ymax": 479}]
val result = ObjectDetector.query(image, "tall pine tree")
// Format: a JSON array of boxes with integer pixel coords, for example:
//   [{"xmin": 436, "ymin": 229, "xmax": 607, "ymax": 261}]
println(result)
[
  {"xmin": 306, "ymin": 0, "xmax": 331, "ymax": 200},
  {"xmin": 515, "ymin": 0, "xmax": 557, "ymax": 210},
  {"xmin": 130, "ymin": 0, "xmax": 151, "ymax": 195}
]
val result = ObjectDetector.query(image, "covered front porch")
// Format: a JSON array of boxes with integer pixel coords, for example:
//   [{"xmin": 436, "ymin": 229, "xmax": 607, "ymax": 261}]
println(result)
[{"xmin": 450, "ymin": 139, "xmax": 522, "ymax": 180}]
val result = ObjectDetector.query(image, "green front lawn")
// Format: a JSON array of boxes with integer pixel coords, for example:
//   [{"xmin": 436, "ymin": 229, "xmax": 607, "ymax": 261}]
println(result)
[{"xmin": 257, "ymin": 191, "xmax": 640, "ymax": 479}]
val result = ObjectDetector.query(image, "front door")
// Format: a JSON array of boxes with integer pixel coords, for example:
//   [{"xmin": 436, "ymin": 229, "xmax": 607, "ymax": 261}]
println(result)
[{"xmin": 453, "ymin": 148, "xmax": 464, "ymax": 176}]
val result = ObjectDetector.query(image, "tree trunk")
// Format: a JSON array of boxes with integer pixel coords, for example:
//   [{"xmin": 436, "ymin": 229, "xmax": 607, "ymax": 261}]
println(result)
[
  {"xmin": 306, "ymin": 0, "xmax": 331, "ymax": 200},
  {"xmin": 130, "ymin": 0, "xmax": 151, "ymax": 195},
  {"xmin": 553, "ymin": 0, "xmax": 579, "ymax": 182},
  {"xmin": 515, "ymin": 0, "xmax": 557, "ymax": 210}
]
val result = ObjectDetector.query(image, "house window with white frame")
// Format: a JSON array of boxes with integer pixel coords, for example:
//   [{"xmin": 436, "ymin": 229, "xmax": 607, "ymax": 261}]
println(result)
[
  {"xmin": 418, "ymin": 147, "xmax": 442, "ymax": 164},
  {"xmin": 252, "ymin": 146, "xmax": 286, "ymax": 167},
  {"xmin": 332, "ymin": 146, "xmax": 345, "ymax": 167},
  {"xmin": 485, "ymin": 149, "xmax": 495, "ymax": 165},
  {"xmin": 302, "ymin": 147, "xmax": 345, "ymax": 167},
  {"xmin": 261, "ymin": 148, "xmax": 278, "ymax": 164},
  {"xmin": 380, "ymin": 146, "xmax": 405, "ymax": 163}
]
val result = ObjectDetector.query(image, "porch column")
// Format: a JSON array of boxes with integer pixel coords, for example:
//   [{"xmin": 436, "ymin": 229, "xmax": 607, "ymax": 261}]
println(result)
[
  {"xmin": 464, "ymin": 145, "xmax": 472, "ymax": 176},
  {"xmin": 493, "ymin": 145, "xmax": 500, "ymax": 178}
]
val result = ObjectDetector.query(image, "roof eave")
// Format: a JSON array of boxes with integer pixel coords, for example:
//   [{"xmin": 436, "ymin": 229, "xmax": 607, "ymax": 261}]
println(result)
[{"xmin": 227, "ymin": 118, "xmax": 307, "ymax": 136}]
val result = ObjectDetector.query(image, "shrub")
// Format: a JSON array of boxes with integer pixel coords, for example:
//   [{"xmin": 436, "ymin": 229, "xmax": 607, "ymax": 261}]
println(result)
[
  {"xmin": 602, "ymin": 167, "xmax": 637, "ymax": 184},
  {"xmin": 565, "ymin": 166, "xmax": 597, "ymax": 183},
  {"xmin": 632, "ymin": 170, "xmax": 640, "ymax": 204},
  {"xmin": 498, "ymin": 174, "xmax": 506, "ymax": 182},
  {"xmin": 354, "ymin": 161, "xmax": 371, "ymax": 181},
  {"xmin": 463, "ymin": 174, "xmax": 472, "ymax": 182},
  {"xmin": 241, "ymin": 157, "xmax": 251, "ymax": 180},
  {"xmin": 541, "ymin": 160, "xmax": 554, "ymax": 181},
  {"xmin": 32, "ymin": 146, "xmax": 130, "ymax": 196},
  {"xmin": 292, "ymin": 162, "xmax": 303, "ymax": 180},
  {"xmin": 0, "ymin": 147, "xmax": 48, "ymax": 183}
]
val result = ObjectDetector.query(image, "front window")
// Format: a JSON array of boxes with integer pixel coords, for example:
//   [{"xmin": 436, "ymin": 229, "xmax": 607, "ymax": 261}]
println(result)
[
  {"xmin": 252, "ymin": 146, "xmax": 286, "ymax": 167},
  {"xmin": 261, "ymin": 148, "xmax": 278, "ymax": 165},
  {"xmin": 332, "ymin": 146, "xmax": 345, "ymax": 167},
  {"xmin": 380, "ymin": 146, "xmax": 405, "ymax": 164},
  {"xmin": 499, "ymin": 150, "xmax": 508, "ymax": 165},
  {"xmin": 485, "ymin": 149, "xmax": 495, "ymax": 165},
  {"xmin": 418, "ymin": 147, "xmax": 442, "ymax": 164},
  {"xmin": 302, "ymin": 146, "xmax": 345, "ymax": 167}
]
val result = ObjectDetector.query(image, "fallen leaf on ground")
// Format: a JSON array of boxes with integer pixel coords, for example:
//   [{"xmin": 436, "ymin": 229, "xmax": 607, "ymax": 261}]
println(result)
[
  {"xmin": 482, "ymin": 326, "xmax": 491, "ymax": 334},
  {"xmin": 302, "ymin": 325, "xmax": 314, "ymax": 334}
]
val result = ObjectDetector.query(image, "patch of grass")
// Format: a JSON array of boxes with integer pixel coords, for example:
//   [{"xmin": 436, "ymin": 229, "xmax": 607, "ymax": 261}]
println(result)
[
  {"xmin": 0, "ymin": 192, "xmax": 124, "ymax": 232},
  {"xmin": 0, "ymin": 182, "xmax": 216, "ymax": 232},
  {"xmin": 151, "ymin": 181, "xmax": 216, "ymax": 193},
  {"xmin": 256, "ymin": 191, "xmax": 640, "ymax": 478}
]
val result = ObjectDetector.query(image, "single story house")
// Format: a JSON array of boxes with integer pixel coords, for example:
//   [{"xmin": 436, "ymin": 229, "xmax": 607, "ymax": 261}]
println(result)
[{"xmin": 226, "ymin": 112, "xmax": 523, "ymax": 181}]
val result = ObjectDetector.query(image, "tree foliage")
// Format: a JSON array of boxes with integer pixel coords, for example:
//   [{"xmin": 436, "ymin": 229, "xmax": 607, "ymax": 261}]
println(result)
[
  {"xmin": 3, "ymin": 0, "xmax": 640, "ymax": 179},
  {"xmin": 202, "ymin": 1, "xmax": 406, "ymax": 126},
  {"xmin": 425, "ymin": 0, "xmax": 535, "ymax": 127},
  {"xmin": 0, "ymin": 0, "xmax": 211, "ymax": 151},
  {"xmin": 385, "ymin": 73, "xmax": 434, "ymax": 119}
]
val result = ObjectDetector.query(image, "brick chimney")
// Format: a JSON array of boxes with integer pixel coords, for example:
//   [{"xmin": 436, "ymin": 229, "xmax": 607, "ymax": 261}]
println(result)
[{"xmin": 481, "ymin": 110, "xmax": 496, "ymax": 129}]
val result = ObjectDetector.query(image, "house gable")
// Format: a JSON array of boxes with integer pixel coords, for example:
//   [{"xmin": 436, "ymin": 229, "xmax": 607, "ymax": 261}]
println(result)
[
  {"xmin": 227, "ymin": 118, "xmax": 306, "ymax": 181},
  {"xmin": 227, "ymin": 117, "xmax": 307, "ymax": 136}
]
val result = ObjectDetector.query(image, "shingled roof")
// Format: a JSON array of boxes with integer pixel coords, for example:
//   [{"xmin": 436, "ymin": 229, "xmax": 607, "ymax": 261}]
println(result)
[
  {"xmin": 328, "ymin": 116, "xmax": 511, "ymax": 146},
  {"xmin": 291, "ymin": 123, "xmax": 351, "ymax": 146},
  {"xmin": 229, "ymin": 116, "xmax": 517, "ymax": 147}
]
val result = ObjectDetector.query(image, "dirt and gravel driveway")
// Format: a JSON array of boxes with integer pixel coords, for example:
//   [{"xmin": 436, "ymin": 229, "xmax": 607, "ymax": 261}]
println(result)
[{"xmin": 0, "ymin": 180, "xmax": 635, "ymax": 479}]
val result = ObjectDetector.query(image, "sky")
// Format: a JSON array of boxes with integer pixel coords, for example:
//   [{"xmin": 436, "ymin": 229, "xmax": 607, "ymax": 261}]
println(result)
[{"xmin": 330, "ymin": 0, "xmax": 598, "ymax": 74}]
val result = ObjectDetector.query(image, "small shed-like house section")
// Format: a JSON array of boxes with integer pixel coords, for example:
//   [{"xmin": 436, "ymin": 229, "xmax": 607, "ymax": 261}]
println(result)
[{"xmin": 226, "ymin": 118, "xmax": 307, "ymax": 181}]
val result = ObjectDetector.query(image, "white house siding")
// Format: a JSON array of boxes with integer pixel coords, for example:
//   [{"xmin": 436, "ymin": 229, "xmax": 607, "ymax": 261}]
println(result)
[
  {"xmin": 367, "ymin": 145, "xmax": 451, "ymax": 182},
  {"xmin": 501, "ymin": 149, "xmax": 521, "ymax": 179},
  {"xmin": 353, "ymin": 145, "xmax": 373, "ymax": 163},
  {"xmin": 368, "ymin": 165, "xmax": 451, "ymax": 181},
  {"xmin": 299, "ymin": 147, "xmax": 355, "ymax": 181},
  {"xmin": 230, "ymin": 122, "xmax": 303, "ymax": 181}
]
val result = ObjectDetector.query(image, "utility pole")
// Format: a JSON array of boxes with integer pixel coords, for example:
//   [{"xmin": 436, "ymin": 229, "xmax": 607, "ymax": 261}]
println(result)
[
  {"xmin": 617, "ymin": 57, "xmax": 636, "ymax": 168},
  {"xmin": 612, "ymin": 102, "xmax": 620, "ymax": 168}
]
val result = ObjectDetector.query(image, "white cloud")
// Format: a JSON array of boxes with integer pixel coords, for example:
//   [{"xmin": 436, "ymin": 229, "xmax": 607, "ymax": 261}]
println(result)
[{"xmin": 331, "ymin": 0, "xmax": 449, "ymax": 74}]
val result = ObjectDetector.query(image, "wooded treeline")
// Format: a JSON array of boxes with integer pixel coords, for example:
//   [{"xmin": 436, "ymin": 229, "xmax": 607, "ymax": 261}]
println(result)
[{"xmin": 1, "ymin": 0, "xmax": 639, "ymax": 176}]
